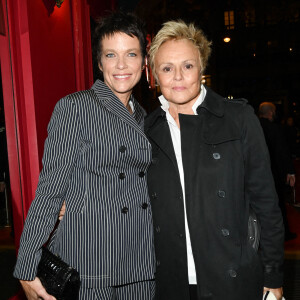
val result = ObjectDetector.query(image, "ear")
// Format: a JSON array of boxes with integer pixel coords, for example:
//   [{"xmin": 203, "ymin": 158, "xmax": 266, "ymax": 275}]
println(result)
[
  {"xmin": 155, "ymin": 76, "xmax": 160, "ymax": 86},
  {"xmin": 98, "ymin": 62, "xmax": 103, "ymax": 72}
]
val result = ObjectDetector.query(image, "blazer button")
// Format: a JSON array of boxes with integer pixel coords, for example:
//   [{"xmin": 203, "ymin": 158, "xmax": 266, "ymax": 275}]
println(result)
[
  {"xmin": 218, "ymin": 190, "xmax": 226, "ymax": 198},
  {"xmin": 221, "ymin": 229, "xmax": 230, "ymax": 237},
  {"xmin": 156, "ymin": 260, "xmax": 161, "ymax": 267},
  {"xmin": 213, "ymin": 152, "xmax": 221, "ymax": 160},
  {"xmin": 139, "ymin": 171, "xmax": 145, "ymax": 177},
  {"xmin": 142, "ymin": 203, "xmax": 148, "ymax": 209},
  {"xmin": 119, "ymin": 145, "xmax": 127, "ymax": 153},
  {"xmin": 156, "ymin": 226, "xmax": 160, "ymax": 233},
  {"xmin": 122, "ymin": 207, "xmax": 129, "ymax": 214},
  {"xmin": 119, "ymin": 173, "xmax": 125, "ymax": 180},
  {"xmin": 228, "ymin": 269, "xmax": 237, "ymax": 278}
]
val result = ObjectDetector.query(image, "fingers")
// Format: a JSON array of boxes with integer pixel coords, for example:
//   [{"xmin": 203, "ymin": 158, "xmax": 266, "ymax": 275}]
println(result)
[
  {"xmin": 38, "ymin": 289, "xmax": 57, "ymax": 300},
  {"xmin": 263, "ymin": 287, "xmax": 283, "ymax": 300},
  {"xmin": 20, "ymin": 278, "xmax": 56, "ymax": 300},
  {"xmin": 58, "ymin": 201, "xmax": 66, "ymax": 220}
]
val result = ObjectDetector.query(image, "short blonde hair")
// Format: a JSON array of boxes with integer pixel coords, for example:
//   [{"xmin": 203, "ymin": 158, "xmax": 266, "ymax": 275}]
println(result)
[{"xmin": 149, "ymin": 20, "xmax": 212, "ymax": 80}]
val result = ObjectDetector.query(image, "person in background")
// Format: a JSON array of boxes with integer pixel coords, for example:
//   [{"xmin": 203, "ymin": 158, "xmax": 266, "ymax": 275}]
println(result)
[
  {"xmin": 145, "ymin": 20, "xmax": 284, "ymax": 300},
  {"xmin": 13, "ymin": 11, "xmax": 155, "ymax": 300},
  {"xmin": 259, "ymin": 102, "xmax": 297, "ymax": 241}
]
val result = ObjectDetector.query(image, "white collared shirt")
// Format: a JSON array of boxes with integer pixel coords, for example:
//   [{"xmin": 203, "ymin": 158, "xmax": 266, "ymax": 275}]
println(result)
[{"xmin": 158, "ymin": 86, "xmax": 206, "ymax": 284}]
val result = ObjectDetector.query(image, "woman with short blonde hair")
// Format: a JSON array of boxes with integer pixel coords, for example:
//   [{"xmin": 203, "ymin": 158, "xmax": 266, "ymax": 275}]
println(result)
[
  {"xmin": 145, "ymin": 20, "xmax": 284, "ymax": 300},
  {"xmin": 148, "ymin": 20, "xmax": 212, "ymax": 80}
]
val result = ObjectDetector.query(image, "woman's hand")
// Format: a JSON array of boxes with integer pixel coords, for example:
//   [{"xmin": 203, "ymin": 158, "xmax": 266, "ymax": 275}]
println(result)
[
  {"xmin": 263, "ymin": 287, "xmax": 283, "ymax": 300},
  {"xmin": 59, "ymin": 201, "xmax": 66, "ymax": 221},
  {"xmin": 20, "ymin": 277, "xmax": 56, "ymax": 300}
]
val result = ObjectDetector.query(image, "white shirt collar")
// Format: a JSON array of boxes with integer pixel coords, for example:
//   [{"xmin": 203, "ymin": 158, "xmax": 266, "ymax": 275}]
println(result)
[
  {"xmin": 158, "ymin": 85, "xmax": 207, "ymax": 115},
  {"xmin": 128, "ymin": 96, "xmax": 135, "ymax": 113}
]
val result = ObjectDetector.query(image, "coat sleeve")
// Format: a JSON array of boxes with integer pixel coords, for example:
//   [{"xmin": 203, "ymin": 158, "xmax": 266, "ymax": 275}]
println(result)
[
  {"xmin": 13, "ymin": 96, "xmax": 81, "ymax": 280},
  {"xmin": 241, "ymin": 105, "xmax": 284, "ymax": 288}
]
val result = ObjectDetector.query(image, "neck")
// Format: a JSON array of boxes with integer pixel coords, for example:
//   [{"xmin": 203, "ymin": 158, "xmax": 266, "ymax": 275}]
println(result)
[
  {"xmin": 126, "ymin": 102, "xmax": 133, "ymax": 114},
  {"xmin": 119, "ymin": 94, "xmax": 133, "ymax": 114}
]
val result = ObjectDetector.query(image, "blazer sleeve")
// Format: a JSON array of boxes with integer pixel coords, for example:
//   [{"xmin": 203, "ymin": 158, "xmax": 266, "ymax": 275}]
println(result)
[
  {"xmin": 14, "ymin": 96, "xmax": 81, "ymax": 280},
  {"xmin": 241, "ymin": 105, "xmax": 284, "ymax": 288}
]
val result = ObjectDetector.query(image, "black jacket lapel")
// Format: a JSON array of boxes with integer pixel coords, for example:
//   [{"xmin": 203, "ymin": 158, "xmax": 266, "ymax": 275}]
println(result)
[{"xmin": 145, "ymin": 108, "xmax": 178, "ymax": 169}]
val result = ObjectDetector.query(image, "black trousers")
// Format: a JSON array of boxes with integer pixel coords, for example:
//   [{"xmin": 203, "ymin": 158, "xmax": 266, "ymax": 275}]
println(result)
[{"xmin": 189, "ymin": 285, "xmax": 198, "ymax": 300}]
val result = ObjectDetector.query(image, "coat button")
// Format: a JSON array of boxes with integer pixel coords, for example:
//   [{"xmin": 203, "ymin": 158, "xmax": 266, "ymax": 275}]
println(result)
[
  {"xmin": 156, "ymin": 260, "xmax": 160, "ymax": 266},
  {"xmin": 151, "ymin": 192, "xmax": 158, "ymax": 199},
  {"xmin": 119, "ymin": 145, "xmax": 126, "ymax": 153},
  {"xmin": 139, "ymin": 171, "xmax": 145, "ymax": 177},
  {"xmin": 156, "ymin": 226, "xmax": 160, "ymax": 233},
  {"xmin": 122, "ymin": 207, "xmax": 129, "ymax": 214},
  {"xmin": 119, "ymin": 173, "xmax": 125, "ymax": 180},
  {"xmin": 218, "ymin": 190, "xmax": 226, "ymax": 198},
  {"xmin": 228, "ymin": 269, "xmax": 237, "ymax": 278},
  {"xmin": 142, "ymin": 203, "xmax": 148, "ymax": 209},
  {"xmin": 213, "ymin": 152, "xmax": 221, "ymax": 160},
  {"xmin": 178, "ymin": 233, "xmax": 184, "ymax": 238},
  {"xmin": 221, "ymin": 229, "xmax": 230, "ymax": 236},
  {"xmin": 152, "ymin": 157, "xmax": 158, "ymax": 165}
]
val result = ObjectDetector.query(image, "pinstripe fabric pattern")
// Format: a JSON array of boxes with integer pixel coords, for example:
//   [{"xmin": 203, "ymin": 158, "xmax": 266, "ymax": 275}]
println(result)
[
  {"xmin": 79, "ymin": 280, "xmax": 155, "ymax": 300},
  {"xmin": 14, "ymin": 80, "xmax": 155, "ymax": 288}
]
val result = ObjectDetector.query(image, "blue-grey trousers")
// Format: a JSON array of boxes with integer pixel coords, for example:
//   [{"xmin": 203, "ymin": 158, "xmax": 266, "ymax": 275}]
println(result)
[{"xmin": 79, "ymin": 280, "xmax": 155, "ymax": 300}]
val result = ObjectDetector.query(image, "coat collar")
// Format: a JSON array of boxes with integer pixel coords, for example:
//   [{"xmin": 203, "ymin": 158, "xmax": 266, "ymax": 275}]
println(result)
[
  {"xmin": 145, "ymin": 85, "xmax": 226, "ymax": 132},
  {"xmin": 91, "ymin": 79, "xmax": 146, "ymax": 136},
  {"xmin": 144, "ymin": 107, "xmax": 178, "ymax": 168},
  {"xmin": 144, "ymin": 87, "xmax": 228, "ymax": 162},
  {"xmin": 196, "ymin": 85, "xmax": 225, "ymax": 117}
]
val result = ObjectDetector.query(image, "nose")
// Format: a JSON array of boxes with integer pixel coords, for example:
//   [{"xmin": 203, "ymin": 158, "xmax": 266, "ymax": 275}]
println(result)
[
  {"xmin": 116, "ymin": 57, "xmax": 127, "ymax": 69},
  {"xmin": 174, "ymin": 67, "xmax": 183, "ymax": 81}
]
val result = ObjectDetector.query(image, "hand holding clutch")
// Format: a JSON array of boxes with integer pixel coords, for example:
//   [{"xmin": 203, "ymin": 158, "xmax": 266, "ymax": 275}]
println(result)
[{"xmin": 263, "ymin": 291, "xmax": 285, "ymax": 300}]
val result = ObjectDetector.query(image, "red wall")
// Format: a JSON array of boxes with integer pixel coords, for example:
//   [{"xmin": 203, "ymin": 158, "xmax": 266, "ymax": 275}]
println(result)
[
  {"xmin": 0, "ymin": 0, "xmax": 93, "ymax": 251},
  {"xmin": 27, "ymin": 0, "xmax": 79, "ymax": 167}
]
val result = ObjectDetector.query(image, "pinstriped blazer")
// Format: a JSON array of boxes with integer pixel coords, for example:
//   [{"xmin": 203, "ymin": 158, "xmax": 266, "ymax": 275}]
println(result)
[{"xmin": 14, "ymin": 80, "xmax": 156, "ymax": 288}]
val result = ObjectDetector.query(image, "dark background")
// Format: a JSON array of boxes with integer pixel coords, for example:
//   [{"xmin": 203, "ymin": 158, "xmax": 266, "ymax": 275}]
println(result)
[{"xmin": 90, "ymin": 0, "xmax": 300, "ymax": 122}]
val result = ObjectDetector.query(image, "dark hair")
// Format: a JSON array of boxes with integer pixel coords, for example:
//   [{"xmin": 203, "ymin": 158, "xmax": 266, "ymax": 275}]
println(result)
[{"xmin": 93, "ymin": 11, "xmax": 147, "ymax": 78}]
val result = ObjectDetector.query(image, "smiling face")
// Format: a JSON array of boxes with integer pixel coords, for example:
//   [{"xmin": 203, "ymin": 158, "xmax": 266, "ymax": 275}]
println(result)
[
  {"xmin": 155, "ymin": 39, "xmax": 202, "ymax": 111},
  {"xmin": 99, "ymin": 32, "xmax": 144, "ymax": 104}
]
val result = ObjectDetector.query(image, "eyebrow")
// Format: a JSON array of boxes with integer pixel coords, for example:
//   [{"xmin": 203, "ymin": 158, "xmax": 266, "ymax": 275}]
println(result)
[
  {"xmin": 102, "ymin": 48, "xmax": 140, "ymax": 53},
  {"xmin": 159, "ymin": 59, "xmax": 198, "ymax": 65}
]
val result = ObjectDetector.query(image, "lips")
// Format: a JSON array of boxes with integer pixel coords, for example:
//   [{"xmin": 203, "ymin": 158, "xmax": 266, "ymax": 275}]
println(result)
[{"xmin": 172, "ymin": 86, "xmax": 186, "ymax": 91}]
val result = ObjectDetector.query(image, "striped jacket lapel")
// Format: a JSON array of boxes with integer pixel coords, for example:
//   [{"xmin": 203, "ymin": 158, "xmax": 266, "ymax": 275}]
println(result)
[{"xmin": 91, "ymin": 80, "xmax": 146, "ymax": 138}]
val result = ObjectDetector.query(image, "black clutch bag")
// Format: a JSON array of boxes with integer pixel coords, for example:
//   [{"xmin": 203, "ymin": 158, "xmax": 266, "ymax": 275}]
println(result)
[{"xmin": 37, "ymin": 247, "xmax": 80, "ymax": 300}]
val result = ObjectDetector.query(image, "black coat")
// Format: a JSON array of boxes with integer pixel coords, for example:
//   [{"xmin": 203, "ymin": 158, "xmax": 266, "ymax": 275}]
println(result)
[{"xmin": 145, "ymin": 87, "xmax": 284, "ymax": 300}]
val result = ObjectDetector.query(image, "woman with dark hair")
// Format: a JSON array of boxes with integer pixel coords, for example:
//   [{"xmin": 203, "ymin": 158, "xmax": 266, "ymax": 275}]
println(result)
[{"xmin": 14, "ymin": 11, "xmax": 155, "ymax": 300}]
